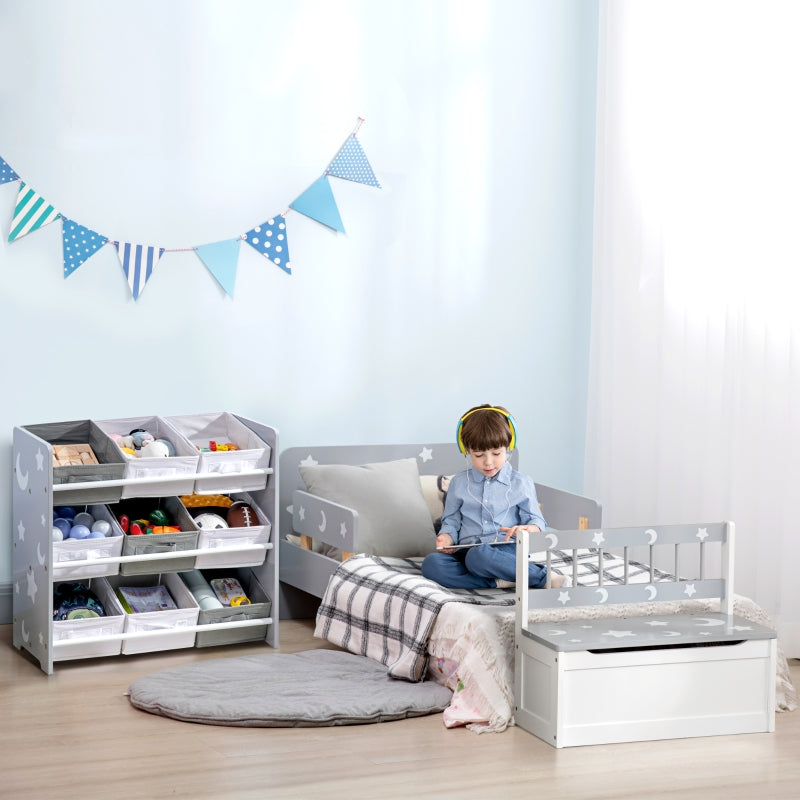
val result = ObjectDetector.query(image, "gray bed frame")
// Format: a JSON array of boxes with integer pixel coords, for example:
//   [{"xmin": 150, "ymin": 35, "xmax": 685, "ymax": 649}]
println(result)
[{"xmin": 278, "ymin": 442, "xmax": 602, "ymax": 618}]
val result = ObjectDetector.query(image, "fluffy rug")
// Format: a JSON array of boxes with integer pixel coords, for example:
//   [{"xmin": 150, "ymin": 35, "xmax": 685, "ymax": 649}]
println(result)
[{"xmin": 127, "ymin": 649, "xmax": 453, "ymax": 727}]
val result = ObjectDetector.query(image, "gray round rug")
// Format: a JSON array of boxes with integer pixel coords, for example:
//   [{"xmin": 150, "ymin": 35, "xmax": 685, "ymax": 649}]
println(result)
[{"xmin": 128, "ymin": 648, "xmax": 453, "ymax": 727}]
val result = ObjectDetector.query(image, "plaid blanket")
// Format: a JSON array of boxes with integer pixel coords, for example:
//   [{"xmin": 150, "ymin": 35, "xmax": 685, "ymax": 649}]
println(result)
[
  {"xmin": 314, "ymin": 555, "xmax": 514, "ymax": 681},
  {"xmin": 315, "ymin": 549, "xmax": 677, "ymax": 682}
]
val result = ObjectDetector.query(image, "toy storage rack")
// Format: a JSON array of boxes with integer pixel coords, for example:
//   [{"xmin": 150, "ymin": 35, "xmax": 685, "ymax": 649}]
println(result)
[{"xmin": 12, "ymin": 414, "xmax": 278, "ymax": 675}]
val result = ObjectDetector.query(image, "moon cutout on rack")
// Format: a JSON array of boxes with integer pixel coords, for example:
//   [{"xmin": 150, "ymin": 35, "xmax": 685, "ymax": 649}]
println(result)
[
  {"xmin": 318, "ymin": 510, "xmax": 327, "ymax": 533},
  {"xmin": 645, "ymin": 585, "xmax": 657, "ymax": 600},
  {"xmin": 645, "ymin": 528, "xmax": 658, "ymax": 544},
  {"xmin": 596, "ymin": 588, "xmax": 609, "ymax": 603},
  {"xmin": 21, "ymin": 619, "xmax": 28, "ymax": 642},
  {"xmin": 695, "ymin": 617, "xmax": 726, "ymax": 627},
  {"xmin": 37, "ymin": 543, "xmax": 45, "ymax": 565},
  {"xmin": 662, "ymin": 631, "xmax": 682, "ymax": 637},
  {"xmin": 15, "ymin": 453, "xmax": 29, "ymax": 490},
  {"xmin": 545, "ymin": 532, "xmax": 558, "ymax": 548},
  {"xmin": 547, "ymin": 629, "xmax": 567, "ymax": 636}
]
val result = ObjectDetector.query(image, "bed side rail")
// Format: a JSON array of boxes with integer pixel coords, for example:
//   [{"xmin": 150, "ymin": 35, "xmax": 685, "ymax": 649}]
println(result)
[{"xmin": 291, "ymin": 489, "xmax": 358, "ymax": 559}]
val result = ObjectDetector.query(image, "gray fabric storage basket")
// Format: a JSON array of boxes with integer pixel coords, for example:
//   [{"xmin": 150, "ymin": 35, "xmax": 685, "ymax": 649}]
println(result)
[
  {"xmin": 23, "ymin": 420, "xmax": 126, "ymax": 503},
  {"xmin": 115, "ymin": 496, "xmax": 199, "ymax": 575},
  {"xmin": 193, "ymin": 568, "xmax": 272, "ymax": 648}
]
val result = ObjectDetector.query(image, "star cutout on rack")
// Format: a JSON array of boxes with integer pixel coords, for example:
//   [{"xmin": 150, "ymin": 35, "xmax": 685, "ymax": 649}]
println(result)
[
  {"xmin": 40, "ymin": 513, "xmax": 47, "ymax": 527},
  {"xmin": 298, "ymin": 506, "xmax": 305, "ymax": 521},
  {"xmin": 419, "ymin": 447, "xmax": 433, "ymax": 463},
  {"xmin": 644, "ymin": 620, "xmax": 668, "ymax": 626},
  {"xmin": 557, "ymin": 591, "xmax": 571, "ymax": 605},
  {"xmin": 732, "ymin": 624, "xmax": 753, "ymax": 631},
  {"xmin": 684, "ymin": 583, "xmax": 697, "ymax": 597},
  {"xmin": 17, "ymin": 520, "xmax": 25, "ymax": 542},
  {"xmin": 35, "ymin": 449, "xmax": 45, "ymax": 471},
  {"xmin": 603, "ymin": 629, "xmax": 636, "ymax": 638},
  {"xmin": 696, "ymin": 527, "xmax": 709, "ymax": 541},
  {"xmin": 26, "ymin": 569, "xmax": 37, "ymax": 603},
  {"xmin": 340, "ymin": 522, "xmax": 348, "ymax": 538},
  {"xmin": 299, "ymin": 455, "xmax": 318, "ymax": 467},
  {"xmin": 592, "ymin": 531, "xmax": 605, "ymax": 546}
]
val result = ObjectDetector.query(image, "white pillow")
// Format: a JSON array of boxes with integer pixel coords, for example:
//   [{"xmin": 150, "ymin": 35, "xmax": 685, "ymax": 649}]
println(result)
[{"xmin": 299, "ymin": 458, "xmax": 436, "ymax": 558}]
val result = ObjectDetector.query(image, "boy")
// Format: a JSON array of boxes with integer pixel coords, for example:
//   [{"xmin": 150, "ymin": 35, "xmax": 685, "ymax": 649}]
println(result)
[{"xmin": 421, "ymin": 404, "xmax": 567, "ymax": 590}]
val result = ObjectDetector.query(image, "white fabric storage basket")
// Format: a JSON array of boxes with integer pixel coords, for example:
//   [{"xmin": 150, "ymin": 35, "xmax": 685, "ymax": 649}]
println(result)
[
  {"xmin": 52, "ymin": 504, "xmax": 124, "ymax": 580},
  {"xmin": 95, "ymin": 415, "xmax": 200, "ymax": 498},
  {"xmin": 193, "ymin": 492, "xmax": 272, "ymax": 569},
  {"xmin": 165, "ymin": 412, "xmax": 271, "ymax": 493},
  {"xmin": 52, "ymin": 577, "xmax": 126, "ymax": 660},
  {"xmin": 111, "ymin": 572, "xmax": 200, "ymax": 654}
]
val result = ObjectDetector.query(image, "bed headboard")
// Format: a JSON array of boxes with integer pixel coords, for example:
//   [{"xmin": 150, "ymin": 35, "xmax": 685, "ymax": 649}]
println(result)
[{"xmin": 278, "ymin": 442, "xmax": 602, "ymax": 544}]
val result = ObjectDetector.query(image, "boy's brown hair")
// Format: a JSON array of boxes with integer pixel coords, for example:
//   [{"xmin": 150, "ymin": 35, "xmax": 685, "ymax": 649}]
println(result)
[{"xmin": 458, "ymin": 404, "xmax": 514, "ymax": 453}]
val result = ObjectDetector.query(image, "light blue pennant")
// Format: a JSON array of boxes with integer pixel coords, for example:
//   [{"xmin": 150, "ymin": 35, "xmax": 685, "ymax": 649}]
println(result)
[
  {"xmin": 195, "ymin": 238, "xmax": 242, "ymax": 296},
  {"xmin": 290, "ymin": 175, "xmax": 345, "ymax": 233}
]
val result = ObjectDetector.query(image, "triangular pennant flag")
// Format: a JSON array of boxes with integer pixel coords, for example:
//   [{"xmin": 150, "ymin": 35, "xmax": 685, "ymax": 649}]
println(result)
[
  {"xmin": 0, "ymin": 156, "xmax": 19, "ymax": 184},
  {"xmin": 8, "ymin": 182, "xmax": 60, "ymax": 242},
  {"xmin": 114, "ymin": 242, "xmax": 164, "ymax": 300},
  {"xmin": 62, "ymin": 217, "xmax": 108, "ymax": 277},
  {"xmin": 195, "ymin": 238, "xmax": 242, "ymax": 296},
  {"xmin": 290, "ymin": 176, "xmax": 345, "ymax": 233},
  {"xmin": 327, "ymin": 135, "xmax": 381, "ymax": 188},
  {"xmin": 242, "ymin": 216, "xmax": 291, "ymax": 274}
]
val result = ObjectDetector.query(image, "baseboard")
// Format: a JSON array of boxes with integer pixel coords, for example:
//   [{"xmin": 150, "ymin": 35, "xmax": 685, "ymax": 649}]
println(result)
[{"xmin": 0, "ymin": 581, "xmax": 11, "ymax": 625}]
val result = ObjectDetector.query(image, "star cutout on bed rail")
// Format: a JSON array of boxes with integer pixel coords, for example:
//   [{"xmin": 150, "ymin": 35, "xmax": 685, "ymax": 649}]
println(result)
[
  {"xmin": 683, "ymin": 583, "xmax": 697, "ymax": 597},
  {"xmin": 592, "ymin": 531, "xmax": 605, "ymax": 546},
  {"xmin": 557, "ymin": 591, "xmax": 571, "ymax": 605},
  {"xmin": 696, "ymin": 527, "xmax": 709, "ymax": 541},
  {"xmin": 419, "ymin": 447, "xmax": 433, "ymax": 463}
]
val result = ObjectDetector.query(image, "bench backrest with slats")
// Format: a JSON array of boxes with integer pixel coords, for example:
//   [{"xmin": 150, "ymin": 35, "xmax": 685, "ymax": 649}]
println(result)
[{"xmin": 516, "ymin": 521, "xmax": 735, "ymax": 624}]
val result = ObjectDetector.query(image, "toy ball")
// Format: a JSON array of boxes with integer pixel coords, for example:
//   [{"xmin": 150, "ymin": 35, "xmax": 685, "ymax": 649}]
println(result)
[
  {"xmin": 69, "ymin": 524, "xmax": 91, "ymax": 540},
  {"xmin": 55, "ymin": 506, "xmax": 77, "ymax": 520},
  {"xmin": 87, "ymin": 531, "xmax": 107, "ymax": 539},
  {"xmin": 53, "ymin": 518, "xmax": 72, "ymax": 537},
  {"xmin": 139, "ymin": 441, "xmax": 170, "ymax": 458},
  {"xmin": 194, "ymin": 512, "xmax": 229, "ymax": 531},
  {"xmin": 73, "ymin": 511, "xmax": 95, "ymax": 528},
  {"xmin": 227, "ymin": 501, "xmax": 259, "ymax": 528},
  {"xmin": 91, "ymin": 520, "xmax": 112, "ymax": 536},
  {"xmin": 155, "ymin": 438, "xmax": 175, "ymax": 456},
  {"xmin": 52, "ymin": 527, "xmax": 64, "ymax": 542}
]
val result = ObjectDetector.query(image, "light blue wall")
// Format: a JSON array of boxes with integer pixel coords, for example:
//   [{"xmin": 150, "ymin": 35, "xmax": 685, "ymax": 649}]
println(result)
[{"xmin": 0, "ymin": 0, "xmax": 598, "ymax": 587}]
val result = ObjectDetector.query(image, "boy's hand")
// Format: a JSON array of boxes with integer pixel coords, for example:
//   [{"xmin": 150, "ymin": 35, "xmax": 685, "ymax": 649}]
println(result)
[
  {"xmin": 436, "ymin": 533, "xmax": 456, "ymax": 552},
  {"xmin": 501, "ymin": 524, "xmax": 541, "ymax": 542}
]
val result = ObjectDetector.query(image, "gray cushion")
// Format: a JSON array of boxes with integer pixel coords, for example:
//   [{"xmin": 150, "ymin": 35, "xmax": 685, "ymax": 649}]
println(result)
[
  {"xmin": 128, "ymin": 649, "xmax": 453, "ymax": 726},
  {"xmin": 299, "ymin": 458, "xmax": 436, "ymax": 557}
]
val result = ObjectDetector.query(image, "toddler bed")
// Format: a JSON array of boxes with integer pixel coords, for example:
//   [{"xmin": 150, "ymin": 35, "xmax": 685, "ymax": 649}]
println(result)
[{"xmin": 278, "ymin": 444, "xmax": 797, "ymax": 733}]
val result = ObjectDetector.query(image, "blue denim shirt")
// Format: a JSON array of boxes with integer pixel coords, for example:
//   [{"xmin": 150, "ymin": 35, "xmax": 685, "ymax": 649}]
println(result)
[{"xmin": 439, "ymin": 462, "xmax": 546, "ymax": 545}]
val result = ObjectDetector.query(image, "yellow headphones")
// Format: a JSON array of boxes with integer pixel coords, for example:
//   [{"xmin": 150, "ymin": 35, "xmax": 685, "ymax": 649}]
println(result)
[{"xmin": 456, "ymin": 407, "xmax": 517, "ymax": 454}]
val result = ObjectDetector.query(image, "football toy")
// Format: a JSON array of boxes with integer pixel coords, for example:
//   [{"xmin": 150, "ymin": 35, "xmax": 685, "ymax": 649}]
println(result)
[{"xmin": 227, "ymin": 501, "xmax": 258, "ymax": 528}]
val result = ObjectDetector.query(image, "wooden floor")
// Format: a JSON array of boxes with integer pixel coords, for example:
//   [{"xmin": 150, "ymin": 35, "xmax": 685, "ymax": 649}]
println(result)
[{"xmin": 2, "ymin": 622, "xmax": 799, "ymax": 800}]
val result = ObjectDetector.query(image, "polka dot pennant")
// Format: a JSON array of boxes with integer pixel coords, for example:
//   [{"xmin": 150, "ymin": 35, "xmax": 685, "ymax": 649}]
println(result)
[
  {"xmin": 61, "ymin": 217, "xmax": 108, "ymax": 277},
  {"xmin": 242, "ymin": 216, "xmax": 291, "ymax": 274},
  {"xmin": 0, "ymin": 156, "xmax": 19, "ymax": 184},
  {"xmin": 327, "ymin": 135, "xmax": 380, "ymax": 188}
]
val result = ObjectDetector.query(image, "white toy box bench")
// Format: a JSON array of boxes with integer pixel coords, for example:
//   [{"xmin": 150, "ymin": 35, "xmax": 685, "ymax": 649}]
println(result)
[{"xmin": 514, "ymin": 522, "xmax": 777, "ymax": 747}]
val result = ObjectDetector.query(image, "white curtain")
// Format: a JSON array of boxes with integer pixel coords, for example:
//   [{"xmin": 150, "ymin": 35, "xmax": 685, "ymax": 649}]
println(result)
[{"xmin": 587, "ymin": 0, "xmax": 800, "ymax": 656}]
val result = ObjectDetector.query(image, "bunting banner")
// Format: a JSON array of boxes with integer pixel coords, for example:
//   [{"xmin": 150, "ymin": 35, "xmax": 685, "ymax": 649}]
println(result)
[
  {"xmin": 9, "ymin": 182, "xmax": 61, "ymax": 242},
  {"xmin": 0, "ymin": 156, "xmax": 18, "ymax": 184},
  {"xmin": 62, "ymin": 217, "xmax": 108, "ymax": 278},
  {"xmin": 0, "ymin": 117, "xmax": 379, "ymax": 300},
  {"xmin": 290, "ymin": 176, "xmax": 346, "ymax": 233},
  {"xmin": 195, "ymin": 238, "xmax": 242, "ymax": 297},
  {"xmin": 242, "ymin": 216, "xmax": 291, "ymax": 274},
  {"xmin": 114, "ymin": 242, "xmax": 165, "ymax": 301}
]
